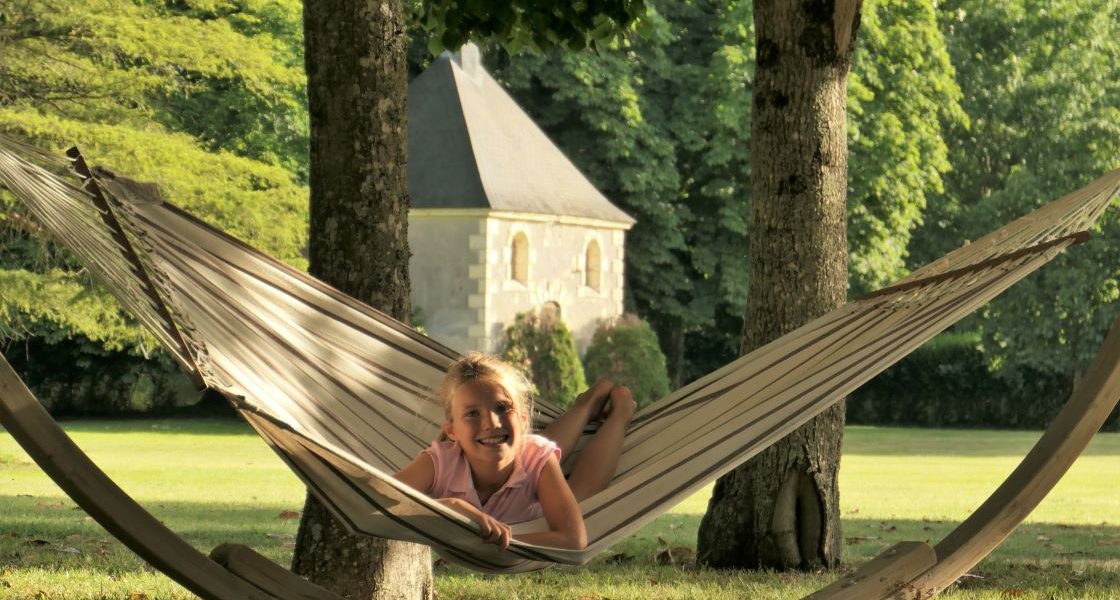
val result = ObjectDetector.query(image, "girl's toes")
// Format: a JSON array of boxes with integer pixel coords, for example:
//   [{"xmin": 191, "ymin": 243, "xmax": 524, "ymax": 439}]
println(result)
[
  {"xmin": 578, "ymin": 378, "xmax": 614, "ymax": 418},
  {"xmin": 604, "ymin": 386, "xmax": 636, "ymax": 421}
]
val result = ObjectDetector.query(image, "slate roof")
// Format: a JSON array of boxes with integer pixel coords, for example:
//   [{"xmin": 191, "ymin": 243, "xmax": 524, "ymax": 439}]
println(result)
[{"xmin": 407, "ymin": 45, "xmax": 635, "ymax": 225}]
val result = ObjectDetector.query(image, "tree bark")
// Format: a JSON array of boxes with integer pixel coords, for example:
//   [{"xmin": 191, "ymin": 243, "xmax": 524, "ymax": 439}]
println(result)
[
  {"xmin": 696, "ymin": 0, "xmax": 862, "ymax": 570},
  {"xmin": 293, "ymin": 0, "xmax": 432, "ymax": 597},
  {"xmin": 655, "ymin": 317, "xmax": 686, "ymax": 390}
]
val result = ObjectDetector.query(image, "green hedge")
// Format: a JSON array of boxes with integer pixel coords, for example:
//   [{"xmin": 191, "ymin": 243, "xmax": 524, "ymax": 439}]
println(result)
[
  {"xmin": 7, "ymin": 336, "xmax": 199, "ymax": 416},
  {"xmin": 583, "ymin": 315, "xmax": 670, "ymax": 409},
  {"xmin": 847, "ymin": 335, "xmax": 1120, "ymax": 430}
]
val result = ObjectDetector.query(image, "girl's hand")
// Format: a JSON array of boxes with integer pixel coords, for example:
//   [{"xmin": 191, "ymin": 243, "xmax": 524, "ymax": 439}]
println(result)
[
  {"xmin": 439, "ymin": 498, "xmax": 513, "ymax": 550},
  {"xmin": 473, "ymin": 511, "xmax": 513, "ymax": 550}
]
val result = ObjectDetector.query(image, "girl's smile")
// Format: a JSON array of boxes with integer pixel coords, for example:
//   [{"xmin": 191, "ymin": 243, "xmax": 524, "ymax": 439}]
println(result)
[{"xmin": 476, "ymin": 432, "xmax": 511, "ymax": 446}]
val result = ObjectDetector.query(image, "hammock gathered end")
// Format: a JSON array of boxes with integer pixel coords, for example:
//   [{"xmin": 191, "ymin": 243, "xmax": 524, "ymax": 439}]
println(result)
[{"xmin": 2, "ymin": 134, "xmax": 1120, "ymax": 598}]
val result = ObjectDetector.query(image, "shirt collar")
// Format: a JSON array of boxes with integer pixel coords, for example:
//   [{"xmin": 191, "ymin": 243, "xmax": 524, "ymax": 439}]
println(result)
[{"xmin": 445, "ymin": 441, "xmax": 529, "ymax": 496}]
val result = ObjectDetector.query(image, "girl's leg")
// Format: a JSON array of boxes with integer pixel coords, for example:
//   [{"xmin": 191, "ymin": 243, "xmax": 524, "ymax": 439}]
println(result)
[
  {"xmin": 566, "ymin": 387, "xmax": 636, "ymax": 501},
  {"xmin": 540, "ymin": 378, "xmax": 613, "ymax": 458}
]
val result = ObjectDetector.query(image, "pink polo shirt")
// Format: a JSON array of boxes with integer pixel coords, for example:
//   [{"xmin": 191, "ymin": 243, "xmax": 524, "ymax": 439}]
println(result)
[{"xmin": 424, "ymin": 434, "xmax": 560, "ymax": 524}]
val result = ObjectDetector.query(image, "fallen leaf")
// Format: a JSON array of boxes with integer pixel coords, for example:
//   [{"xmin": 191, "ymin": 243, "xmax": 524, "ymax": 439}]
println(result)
[
  {"xmin": 847, "ymin": 507, "xmax": 860, "ymax": 514},
  {"xmin": 656, "ymin": 536, "xmax": 669, "ymax": 549},
  {"xmin": 129, "ymin": 593, "xmax": 150, "ymax": 600},
  {"xmin": 266, "ymin": 533, "xmax": 294, "ymax": 539},
  {"xmin": 668, "ymin": 523, "xmax": 681, "ymax": 530},
  {"xmin": 605, "ymin": 552, "xmax": 633, "ymax": 564},
  {"xmin": 53, "ymin": 546, "xmax": 81, "ymax": 555},
  {"xmin": 1036, "ymin": 534, "xmax": 1051, "ymax": 542},
  {"xmin": 647, "ymin": 578, "xmax": 659, "ymax": 585},
  {"xmin": 655, "ymin": 546, "xmax": 694, "ymax": 565},
  {"xmin": 24, "ymin": 539, "xmax": 50, "ymax": 546},
  {"xmin": 277, "ymin": 510, "xmax": 301, "ymax": 520},
  {"xmin": 845, "ymin": 536, "xmax": 879, "ymax": 546},
  {"xmin": 877, "ymin": 522, "xmax": 897, "ymax": 532}
]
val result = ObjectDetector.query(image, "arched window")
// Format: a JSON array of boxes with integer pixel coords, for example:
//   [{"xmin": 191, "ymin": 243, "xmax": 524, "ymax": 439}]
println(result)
[
  {"xmin": 585, "ymin": 240, "xmax": 602, "ymax": 292},
  {"xmin": 511, "ymin": 232, "xmax": 529, "ymax": 284}
]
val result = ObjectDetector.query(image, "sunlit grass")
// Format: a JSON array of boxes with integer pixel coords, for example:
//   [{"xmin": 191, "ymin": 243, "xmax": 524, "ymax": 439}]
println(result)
[{"xmin": 1, "ymin": 420, "xmax": 1119, "ymax": 598}]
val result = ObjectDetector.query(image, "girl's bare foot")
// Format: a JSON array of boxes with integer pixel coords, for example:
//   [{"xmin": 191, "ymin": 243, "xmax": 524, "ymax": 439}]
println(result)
[
  {"xmin": 602, "ymin": 385, "xmax": 636, "ymax": 423},
  {"xmin": 574, "ymin": 377, "xmax": 614, "ymax": 420}
]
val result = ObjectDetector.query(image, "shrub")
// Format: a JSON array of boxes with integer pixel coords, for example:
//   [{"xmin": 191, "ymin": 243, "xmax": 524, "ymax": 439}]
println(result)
[
  {"xmin": 583, "ymin": 314, "xmax": 671, "ymax": 409},
  {"xmin": 501, "ymin": 311, "xmax": 587, "ymax": 409},
  {"xmin": 8, "ymin": 336, "xmax": 198, "ymax": 416},
  {"xmin": 846, "ymin": 331, "xmax": 1101, "ymax": 429}
]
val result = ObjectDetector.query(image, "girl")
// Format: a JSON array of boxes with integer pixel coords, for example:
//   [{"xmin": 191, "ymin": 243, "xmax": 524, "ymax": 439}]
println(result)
[{"xmin": 394, "ymin": 353, "xmax": 635, "ymax": 550}]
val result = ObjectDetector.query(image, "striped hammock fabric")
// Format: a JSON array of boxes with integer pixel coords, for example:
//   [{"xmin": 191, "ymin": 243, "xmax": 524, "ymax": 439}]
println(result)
[{"xmin": 2, "ymin": 135, "xmax": 1119, "ymax": 573}]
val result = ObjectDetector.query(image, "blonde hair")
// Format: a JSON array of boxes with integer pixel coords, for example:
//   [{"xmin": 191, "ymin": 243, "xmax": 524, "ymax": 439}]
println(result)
[{"xmin": 438, "ymin": 353, "xmax": 533, "ymax": 425}]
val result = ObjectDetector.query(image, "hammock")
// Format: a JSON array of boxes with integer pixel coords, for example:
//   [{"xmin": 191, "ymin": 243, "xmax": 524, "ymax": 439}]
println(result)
[{"xmin": 1, "ymin": 135, "xmax": 1119, "ymax": 598}]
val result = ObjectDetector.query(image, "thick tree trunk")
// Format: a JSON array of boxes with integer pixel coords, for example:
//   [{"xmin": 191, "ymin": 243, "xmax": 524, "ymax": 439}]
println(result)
[
  {"xmin": 696, "ymin": 0, "xmax": 862, "ymax": 570},
  {"xmin": 293, "ymin": 0, "xmax": 432, "ymax": 598}
]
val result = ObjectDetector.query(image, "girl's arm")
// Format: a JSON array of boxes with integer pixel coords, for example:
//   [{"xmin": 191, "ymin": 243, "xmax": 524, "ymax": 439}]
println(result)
[
  {"xmin": 393, "ymin": 452, "xmax": 435, "ymax": 493},
  {"xmin": 394, "ymin": 454, "xmax": 514, "ymax": 548},
  {"xmin": 514, "ymin": 455, "xmax": 587, "ymax": 550}
]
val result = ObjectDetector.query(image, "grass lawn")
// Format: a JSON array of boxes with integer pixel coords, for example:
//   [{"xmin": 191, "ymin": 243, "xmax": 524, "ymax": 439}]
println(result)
[{"xmin": 2, "ymin": 420, "xmax": 1119, "ymax": 599}]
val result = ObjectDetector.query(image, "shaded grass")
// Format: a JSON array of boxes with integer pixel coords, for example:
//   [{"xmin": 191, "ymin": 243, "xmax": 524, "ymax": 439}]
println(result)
[{"xmin": 1, "ymin": 420, "xmax": 1119, "ymax": 598}]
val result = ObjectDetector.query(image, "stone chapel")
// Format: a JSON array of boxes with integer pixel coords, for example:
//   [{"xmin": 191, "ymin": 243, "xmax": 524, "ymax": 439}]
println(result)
[{"xmin": 407, "ymin": 44, "xmax": 634, "ymax": 354}]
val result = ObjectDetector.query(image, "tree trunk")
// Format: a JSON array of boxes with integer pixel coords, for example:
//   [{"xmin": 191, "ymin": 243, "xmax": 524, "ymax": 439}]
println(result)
[
  {"xmin": 656, "ymin": 317, "xmax": 686, "ymax": 390},
  {"xmin": 696, "ymin": 0, "xmax": 862, "ymax": 570},
  {"xmin": 293, "ymin": 0, "xmax": 432, "ymax": 597}
]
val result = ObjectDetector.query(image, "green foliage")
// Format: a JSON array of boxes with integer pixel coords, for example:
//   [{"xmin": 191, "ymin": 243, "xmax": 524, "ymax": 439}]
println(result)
[
  {"xmin": 0, "ymin": 111, "xmax": 308, "ymax": 264},
  {"xmin": 4, "ymin": 336, "xmax": 198, "ymax": 415},
  {"xmin": 418, "ymin": 0, "xmax": 648, "ymax": 54},
  {"xmin": 0, "ymin": 268, "xmax": 148, "ymax": 350},
  {"xmin": 848, "ymin": 332, "xmax": 1082, "ymax": 429},
  {"xmin": 654, "ymin": 0, "xmax": 753, "ymax": 383},
  {"xmin": 846, "ymin": 0, "xmax": 966, "ymax": 293},
  {"xmin": 583, "ymin": 315, "xmax": 670, "ymax": 408},
  {"xmin": 0, "ymin": 0, "xmax": 309, "ymax": 176},
  {"xmin": 0, "ymin": 0, "xmax": 309, "ymax": 413},
  {"xmin": 500, "ymin": 312, "xmax": 588, "ymax": 409},
  {"xmin": 909, "ymin": 0, "xmax": 1120, "ymax": 386}
]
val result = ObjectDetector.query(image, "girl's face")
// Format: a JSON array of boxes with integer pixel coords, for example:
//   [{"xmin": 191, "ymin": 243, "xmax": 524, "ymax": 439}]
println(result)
[{"xmin": 443, "ymin": 381, "xmax": 526, "ymax": 472}]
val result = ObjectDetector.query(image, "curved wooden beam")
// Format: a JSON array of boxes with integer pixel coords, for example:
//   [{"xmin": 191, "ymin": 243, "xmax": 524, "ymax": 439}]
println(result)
[
  {"xmin": 0, "ymin": 352, "xmax": 292, "ymax": 600},
  {"xmin": 810, "ymin": 314, "xmax": 1120, "ymax": 599},
  {"xmin": 900, "ymin": 312, "xmax": 1120, "ymax": 597}
]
